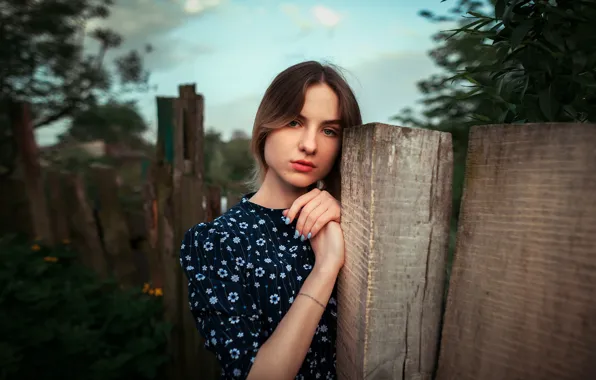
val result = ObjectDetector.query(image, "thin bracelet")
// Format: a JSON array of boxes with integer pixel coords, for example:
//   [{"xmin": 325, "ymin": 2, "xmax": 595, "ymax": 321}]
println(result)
[{"xmin": 298, "ymin": 292, "xmax": 326, "ymax": 309}]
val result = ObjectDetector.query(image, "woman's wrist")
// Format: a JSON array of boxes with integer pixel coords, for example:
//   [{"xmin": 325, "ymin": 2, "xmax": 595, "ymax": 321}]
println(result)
[{"xmin": 311, "ymin": 261, "xmax": 341, "ymax": 280}]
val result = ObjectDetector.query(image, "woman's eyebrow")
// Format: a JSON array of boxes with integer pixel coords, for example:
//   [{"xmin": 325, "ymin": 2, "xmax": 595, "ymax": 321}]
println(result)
[{"xmin": 297, "ymin": 114, "xmax": 341, "ymax": 125}]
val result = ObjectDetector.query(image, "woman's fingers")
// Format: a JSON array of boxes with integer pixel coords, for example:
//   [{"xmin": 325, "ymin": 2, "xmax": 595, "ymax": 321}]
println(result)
[
  {"xmin": 282, "ymin": 188, "xmax": 321, "ymax": 224},
  {"xmin": 295, "ymin": 199, "xmax": 329, "ymax": 240},
  {"xmin": 305, "ymin": 206, "xmax": 339, "ymax": 240},
  {"xmin": 298, "ymin": 197, "xmax": 341, "ymax": 240}
]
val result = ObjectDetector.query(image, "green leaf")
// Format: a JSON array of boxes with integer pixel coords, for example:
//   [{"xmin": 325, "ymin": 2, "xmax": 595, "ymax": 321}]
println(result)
[
  {"xmin": 511, "ymin": 20, "xmax": 533, "ymax": 49},
  {"xmin": 470, "ymin": 113, "xmax": 492, "ymax": 122},
  {"xmin": 468, "ymin": 11, "xmax": 493, "ymax": 20},
  {"xmin": 495, "ymin": 0, "xmax": 506, "ymax": 19},
  {"xmin": 519, "ymin": 75, "xmax": 530, "ymax": 101},
  {"xmin": 575, "ymin": 73, "xmax": 596, "ymax": 88},
  {"xmin": 538, "ymin": 86, "xmax": 560, "ymax": 120}
]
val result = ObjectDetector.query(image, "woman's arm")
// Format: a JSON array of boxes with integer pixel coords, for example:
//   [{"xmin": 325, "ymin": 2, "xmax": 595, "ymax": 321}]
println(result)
[
  {"xmin": 246, "ymin": 264, "xmax": 339, "ymax": 380},
  {"xmin": 247, "ymin": 221, "xmax": 345, "ymax": 380}
]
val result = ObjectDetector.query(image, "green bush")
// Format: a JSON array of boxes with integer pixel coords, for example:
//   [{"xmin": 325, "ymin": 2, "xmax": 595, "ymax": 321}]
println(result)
[{"xmin": 0, "ymin": 235, "xmax": 171, "ymax": 380}]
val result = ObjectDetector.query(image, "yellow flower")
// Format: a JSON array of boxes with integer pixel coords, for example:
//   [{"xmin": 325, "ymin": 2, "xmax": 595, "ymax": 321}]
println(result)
[
  {"xmin": 154, "ymin": 288, "xmax": 163, "ymax": 297},
  {"xmin": 142, "ymin": 283, "xmax": 150, "ymax": 293},
  {"xmin": 148, "ymin": 289, "xmax": 155, "ymax": 295},
  {"xmin": 31, "ymin": 244, "xmax": 41, "ymax": 251},
  {"xmin": 43, "ymin": 256, "xmax": 58, "ymax": 263}
]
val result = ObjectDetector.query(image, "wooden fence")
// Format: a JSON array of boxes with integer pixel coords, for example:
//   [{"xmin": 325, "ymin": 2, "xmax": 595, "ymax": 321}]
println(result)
[
  {"xmin": 3, "ymin": 88, "xmax": 224, "ymax": 379},
  {"xmin": 338, "ymin": 122, "xmax": 596, "ymax": 380},
  {"xmin": 4, "ymin": 88, "xmax": 595, "ymax": 380}
]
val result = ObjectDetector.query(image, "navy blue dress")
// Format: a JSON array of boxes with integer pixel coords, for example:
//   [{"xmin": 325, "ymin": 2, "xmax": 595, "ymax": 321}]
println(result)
[{"xmin": 180, "ymin": 193, "xmax": 338, "ymax": 380}]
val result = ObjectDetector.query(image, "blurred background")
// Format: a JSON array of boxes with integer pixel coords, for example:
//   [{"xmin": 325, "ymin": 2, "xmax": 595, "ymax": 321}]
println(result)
[
  {"xmin": 2, "ymin": 0, "xmax": 468, "ymax": 203},
  {"xmin": 1, "ymin": 0, "xmax": 594, "ymax": 379}
]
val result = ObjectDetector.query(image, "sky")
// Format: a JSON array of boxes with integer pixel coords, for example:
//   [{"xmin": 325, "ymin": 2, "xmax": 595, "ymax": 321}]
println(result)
[{"xmin": 36, "ymin": 0, "xmax": 456, "ymax": 145}]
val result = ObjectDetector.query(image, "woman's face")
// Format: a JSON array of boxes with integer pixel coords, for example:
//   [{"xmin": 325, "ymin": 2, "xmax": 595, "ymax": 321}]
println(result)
[{"xmin": 263, "ymin": 82, "xmax": 342, "ymax": 190}]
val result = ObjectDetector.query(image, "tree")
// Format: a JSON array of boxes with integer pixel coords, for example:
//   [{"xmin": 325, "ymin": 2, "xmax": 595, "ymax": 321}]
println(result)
[
  {"xmin": 203, "ymin": 129, "xmax": 253, "ymax": 192},
  {"xmin": 222, "ymin": 130, "xmax": 253, "ymax": 185},
  {"xmin": 395, "ymin": 0, "xmax": 596, "ymax": 282},
  {"xmin": 393, "ymin": 0, "xmax": 495, "ymax": 222},
  {"xmin": 59, "ymin": 100, "xmax": 148, "ymax": 145},
  {"xmin": 0, "ymin": 0, "xmax": 151, "ymax": 129},
  {"xmin": 444, "ymin": 0, "xmax": 596, "ymax": 124},
  {"xmin": 0, "ymin": 0, "xmax": 152, "ymax": 178},
  {"xmin": 394, "ymin": 0, "xmax": 595, "ymax": 222}
]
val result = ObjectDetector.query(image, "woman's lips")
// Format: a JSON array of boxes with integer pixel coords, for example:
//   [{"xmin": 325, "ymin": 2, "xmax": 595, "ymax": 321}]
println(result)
[{"xmin": 291, "ymin": 162, "xmax": 314, "ymax": 173}]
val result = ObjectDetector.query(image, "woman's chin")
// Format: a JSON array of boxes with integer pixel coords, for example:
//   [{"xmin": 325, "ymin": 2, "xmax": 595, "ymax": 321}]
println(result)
[{"xmin": 284, "ymin": 173, "xmax": 317, "ymax": 189}]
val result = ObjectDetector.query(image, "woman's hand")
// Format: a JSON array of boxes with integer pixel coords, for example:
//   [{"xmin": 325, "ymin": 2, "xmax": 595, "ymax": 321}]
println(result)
[
  {"xmin": 282, "ymin": 189, "xmax": 340, "ymax": 241},
  {"xmin": 309, "ymin": 221, "xmax": 345, "ymax": 274}
]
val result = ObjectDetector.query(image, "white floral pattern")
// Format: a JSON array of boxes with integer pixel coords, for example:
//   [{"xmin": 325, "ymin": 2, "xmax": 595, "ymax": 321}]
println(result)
[{"xmin": 180, "ymin": 193, "xmax": 337, "ymax": 380}]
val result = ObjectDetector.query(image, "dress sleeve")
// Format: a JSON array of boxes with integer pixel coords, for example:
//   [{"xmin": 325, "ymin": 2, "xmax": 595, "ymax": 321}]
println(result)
[{"xmin": 180, "ymin": 223, "xmax": 265, "ymax": 379}]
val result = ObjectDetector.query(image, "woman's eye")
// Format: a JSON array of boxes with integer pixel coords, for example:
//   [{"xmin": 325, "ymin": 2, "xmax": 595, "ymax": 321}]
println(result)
[
  {"xmin": 323, "ymin": 128, "xmax": 337, "ymax": 136},
  {"xmin": 288, "ymin": 120, "xmax": 300, "ymax": 127}
]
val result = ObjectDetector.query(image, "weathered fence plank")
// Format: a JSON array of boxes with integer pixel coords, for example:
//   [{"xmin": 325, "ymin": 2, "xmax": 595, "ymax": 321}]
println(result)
[
  {"xmin": 206, "ymin": 184, "xmax": 221, "ymax": 222},
  {"xmin": 8, "ymin": 101, "xmax": 53, "ymax": 244},
  {"xmin": 143, "ymin": 162, "xmax": 163, "ymax": 288},
  {"xmin": 337, "ymin": 123, "xmax": 453, "ymax": 380},
  {"xmin": 436, "ymin": 123, "xmax": 596, "ymax": 380},
  {"xmin": 174, "ymin": 84, "xmax": 218, "ymax": 379},
  {"xmin": 46, "ymin": 170, "xmax": 70, "ymax": 244},
  {"xmin": 62, "ymin": 173, "xmax": 108, "ymax": 278},
  {"xmin": 155, "ymin": 95, "xmax": 181, "ymax": 380},
  {"xmin": 0, "ymin": 179, "xmax": 32, "ymax": 237},
  {"xmin": 91, "ymin": 164, "xmax": 137, "ymax": 287}
]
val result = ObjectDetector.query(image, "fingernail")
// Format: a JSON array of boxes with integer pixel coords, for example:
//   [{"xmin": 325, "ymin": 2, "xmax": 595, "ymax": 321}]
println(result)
[
  {"xmin": 307, "ymin": 232, "xmax": 311, "ymax": 239},
  {"xmin": 300, "ymin": 235, "xmax": 306, "ymax": 241},
  {"xmin": 285, "ymin": 217, "xmax": 290, "ymax": 225},
  {"xmin": 294, "ymin": 230, "xmax": 300, "ymax": 238}
]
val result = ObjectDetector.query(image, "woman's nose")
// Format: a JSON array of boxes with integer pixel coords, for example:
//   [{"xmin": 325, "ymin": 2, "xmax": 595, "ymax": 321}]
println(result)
[{"xmin": 298, "ymin": 130, "xmax": 317, "ymax": 154}]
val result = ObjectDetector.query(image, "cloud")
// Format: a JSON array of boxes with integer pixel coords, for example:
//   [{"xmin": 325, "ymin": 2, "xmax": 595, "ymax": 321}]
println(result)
[
  {"xmin": 84, "ymin": 0, "xmax": 222, "ymax": 71},
  {"xmin": 279, "ymin": 3, "xmax": 342, "ymax": 34},
  {"xmin": 184, "ymin": 0, "xmax": 221, "ymax": 14},
  {"xmin": 201, "ymin": 52, "xmax": 439, "ymax": 141},
  {"xmin": 312, "ymin": 6, "xmax": 341, "ymax": 28},
  {"xmin": 280, "ymin": 3, "xmax": 313, "ymax": 33}
]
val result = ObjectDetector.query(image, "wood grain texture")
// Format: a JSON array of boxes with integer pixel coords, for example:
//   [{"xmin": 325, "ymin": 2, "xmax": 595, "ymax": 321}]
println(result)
[
  {"xmin": 142, "ymin": 163, "xmax": 163, "ymax": 288},
  {"xmin": 91, "ymin": 164, "xmax": 137, "ymax": 287},
  {"xmin": 175, "ymin": 85, "xmax": 219, "ymax": 379},
  {"xmin": 46, "ymin": 170, "xmax": 70, "ymax": 244},
  {"xmin": 436, "ymin": 123, "xmax": 596, "ymax": 380},
  {"xmin": 62, "ymin": 173, "xmax": 107, "ymax": 278},
  {"xmin": 155, "ymin": 96, "xmax": 182, "ymax": 380},
  {"xmin": 206, "ymin": 184, "xmax": 222, "ymax": 222},
  {"xmin": 9, "ymin": 101, "xmax": 53, "ymax": 244},
  {"xmin": 338, "ymin": 123, "xmax": 453, "ymax": 380}
]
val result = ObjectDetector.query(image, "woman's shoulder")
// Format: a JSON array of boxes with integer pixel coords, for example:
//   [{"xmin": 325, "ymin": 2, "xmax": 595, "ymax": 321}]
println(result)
[{"xmin": 183, "ymin": 205, "xmax": 248, "ymax": 248}]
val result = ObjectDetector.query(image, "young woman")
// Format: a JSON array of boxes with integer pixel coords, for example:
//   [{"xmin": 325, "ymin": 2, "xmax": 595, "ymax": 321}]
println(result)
[{"xmin": 180, "ymin": 61, "xmax": 362, "ymax": 380}]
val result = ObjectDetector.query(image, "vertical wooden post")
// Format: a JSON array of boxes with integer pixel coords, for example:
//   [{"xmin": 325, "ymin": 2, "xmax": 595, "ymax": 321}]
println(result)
[
  {"xmin": 337, "ymin": 123, "xmax": 453, "ymax": 380},
  {"xmin": 143, "ymin": 161, "xmax": 163, "ymax": 288},
  {"xmin": 91, "ymin": 164, "xmax": 137, "ymax": 287},
  {"xmin": 8, "ymin": 101, "xmax": 53, "ymax": 244},
  {"xmin": 155, "ymin": 96, "xmax": 179, "ymax": 380},
  {"xmin": 62, "ymin": 173, "xmax": 108, "ymax": 278},
  {"xmin": 46, "ymin": 170, "xmax": 70, "ymax": 244},
  {"xmin": 206, "ymin": 185, "xmax": 222, "ymax": 221},
  {"xmin": 174, "ymin": 84, "xmax": 218, "ymax": 379},
  {"xmin": 436, "ymin": 123, "xmax": 596, "ymax": 380}
]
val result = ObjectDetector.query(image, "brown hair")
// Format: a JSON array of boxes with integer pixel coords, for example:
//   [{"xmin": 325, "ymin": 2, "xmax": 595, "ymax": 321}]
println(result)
[{"xmin": 246, "ymin": 61, "xmax": 362, "ymax": 200}]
